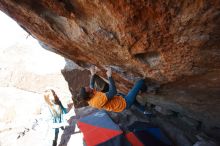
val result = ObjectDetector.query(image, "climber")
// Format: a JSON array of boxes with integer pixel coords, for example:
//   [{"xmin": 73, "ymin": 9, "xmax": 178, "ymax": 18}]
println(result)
[
  {"xmin": 79, "ymin": 66, "xmax": 147, "ymax": 112},
  {"xmin": 43, "ymin": 89, "xmax": 75, "ymax": 146}
]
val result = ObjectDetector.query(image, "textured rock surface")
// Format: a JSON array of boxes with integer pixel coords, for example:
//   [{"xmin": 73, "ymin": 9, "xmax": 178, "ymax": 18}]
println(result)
[
  {"xmin": 0, "ymin": 0, "xmax": 220, "ymax": 144},
  {"xmin": 1, "ymin": 0, "xmax": 219, "ymax": 86}
]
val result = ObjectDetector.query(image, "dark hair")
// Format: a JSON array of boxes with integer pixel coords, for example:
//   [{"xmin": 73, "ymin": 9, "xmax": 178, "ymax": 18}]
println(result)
[{"xmin": 79, "ymin": 87, "xmax": 90, "ymax": 100}]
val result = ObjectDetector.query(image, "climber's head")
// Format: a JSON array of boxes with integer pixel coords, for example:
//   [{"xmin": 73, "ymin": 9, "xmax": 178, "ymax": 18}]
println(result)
[{"xmin": 79, "ymin": 86, "xmax": 93, "ymax": 100}]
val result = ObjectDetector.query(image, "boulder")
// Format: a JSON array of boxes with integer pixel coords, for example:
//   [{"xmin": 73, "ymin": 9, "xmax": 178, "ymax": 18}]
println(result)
[{"xmin": 0, "ymin": 0, "xmax": 220, "ymax": 144}]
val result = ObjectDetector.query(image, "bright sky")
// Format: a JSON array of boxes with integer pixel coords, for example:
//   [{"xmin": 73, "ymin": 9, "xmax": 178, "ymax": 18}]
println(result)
[
  {"xmin": 0, "ymin": 11, "xmax": 66, "ymax": 74},
  {"xmin": 0, "ymin": 11, "xmax": 28, "ymax": 49}
]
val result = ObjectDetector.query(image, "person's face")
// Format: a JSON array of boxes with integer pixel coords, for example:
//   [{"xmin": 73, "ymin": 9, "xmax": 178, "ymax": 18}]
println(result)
[{"xmin": 85, "ymin": 87, "xmax": 93, "ymax": 93}]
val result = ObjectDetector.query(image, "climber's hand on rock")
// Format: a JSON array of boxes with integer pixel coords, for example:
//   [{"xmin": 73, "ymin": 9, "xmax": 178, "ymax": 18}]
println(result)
[
  {"xmin": 89, "ymin": 65, "xmax": 97, "ymax": 76},
  {"xmin": 106, "ymin": 67, "xmax": 112, "ymax": 77}
]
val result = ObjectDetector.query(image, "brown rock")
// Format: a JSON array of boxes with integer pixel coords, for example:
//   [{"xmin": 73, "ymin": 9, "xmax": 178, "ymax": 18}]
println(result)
[
  {"xmin": 130, "ymin": 33, "xmax": 149, "ymax": 55},
  {"xmin": 1, "ymin": 0, "xmax": 219, "ymax": 85}
]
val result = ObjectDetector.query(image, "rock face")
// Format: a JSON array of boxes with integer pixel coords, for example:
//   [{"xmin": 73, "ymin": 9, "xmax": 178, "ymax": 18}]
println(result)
[
  {"xmin": 1, "ymin": 0, "xmax": 219, "ymax": 85},
  {"xmin": 0, "ymin": 0, "xmax": 220, "ymax": 143}
]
